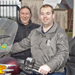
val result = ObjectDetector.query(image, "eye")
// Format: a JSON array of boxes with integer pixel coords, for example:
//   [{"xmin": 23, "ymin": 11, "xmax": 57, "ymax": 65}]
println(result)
[
  {"xmin": 26, "ymin": 13, "xmax": 29, "ymax": 15},
  {"xmin": 20, "ymin": 13, "xmax": 24, "ymax": 15},
  {"xmin": 46, "ymin": 12, "xmax": 50, "ymax": 15},
  {"xmin": 40, "ymin": 13, "xmax": 44, "ymax": 15}
]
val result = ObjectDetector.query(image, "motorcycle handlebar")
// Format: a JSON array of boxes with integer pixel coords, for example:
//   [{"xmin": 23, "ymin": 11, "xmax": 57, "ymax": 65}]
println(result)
[{"xmin": 24, "ymin": 67, "xmax": 44, "ymax": 75}]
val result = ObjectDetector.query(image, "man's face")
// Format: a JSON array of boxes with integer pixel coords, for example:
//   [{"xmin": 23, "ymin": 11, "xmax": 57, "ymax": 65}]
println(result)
[
  {"xmin": 19, "ymin": 8, "xmax": 31, "ymax": 25},
  {"xmin": 40, "ymin": 7, "xmax": 55, "ymax": 27}
]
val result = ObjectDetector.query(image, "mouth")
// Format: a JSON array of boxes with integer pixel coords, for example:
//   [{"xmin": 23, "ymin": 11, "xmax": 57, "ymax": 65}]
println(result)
[
  {"xmin": 43, "ymin": 19, "xmax": 48, "ymax": 22},
  {"xmin": 23, "ymin": 18, "xmax": 28, "ymax": 20}
]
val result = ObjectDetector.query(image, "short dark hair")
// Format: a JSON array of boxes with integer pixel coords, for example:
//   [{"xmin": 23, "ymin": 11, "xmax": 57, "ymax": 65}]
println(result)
[
  {"xmin": 19, "ymin": 6, "xmax": 32, "ymax": 16},
  {"xmin": 40, "ymin": 4, "xmax": 54, "ymax": 14}
]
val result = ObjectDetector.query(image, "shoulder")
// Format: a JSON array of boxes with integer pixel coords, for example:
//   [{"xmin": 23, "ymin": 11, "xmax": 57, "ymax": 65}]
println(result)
[
  {"xmin": 16, "ymin": 20, "xmax": 23, "ymax": 26},
  {"xmin": 56, "ymin": 26, "xmax": 68, "ymax": 38},
  {"xmin": 29, "ymin": 26, "xmax": 40, "ymax": 35},
  {"xmin": 53, "ymin": 22, "xmax": 67, "ymax": 37},
  {"xmin": 31, "ymin": 23, "xmax": 40, "ymax": 27},
  {"xmin": 57, "ymin": 26, "xmax": 65, "ymax": 33}
]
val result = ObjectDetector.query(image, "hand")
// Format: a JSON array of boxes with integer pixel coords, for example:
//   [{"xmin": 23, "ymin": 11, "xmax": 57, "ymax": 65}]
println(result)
[{"xmin": 38, "ymin": 64, "xmax": 51, "ymax": 75}]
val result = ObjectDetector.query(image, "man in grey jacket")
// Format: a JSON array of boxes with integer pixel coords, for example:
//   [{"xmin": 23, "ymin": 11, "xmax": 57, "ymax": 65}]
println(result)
[{"xmin": 10, "ymin": 4, "xmax": 69, "ymax": 75}]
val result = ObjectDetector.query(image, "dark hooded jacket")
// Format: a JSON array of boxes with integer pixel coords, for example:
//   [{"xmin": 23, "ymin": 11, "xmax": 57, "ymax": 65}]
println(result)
[{"xmin": 11, "ymin": 20, "xmax": 40, "ymax": 59}]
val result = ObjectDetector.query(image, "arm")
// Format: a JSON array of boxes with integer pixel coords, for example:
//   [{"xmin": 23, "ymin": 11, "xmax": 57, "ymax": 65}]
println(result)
[
  {"xmin": 46, "ymin": 32, "xmax": 69, "ymax": 72},
  {"xmin": 10, "ymin": 30, "xmax": 33, "ymax": 54},
  {"xmin": 10, "ymin": 38, "xmax": 31, "ymax": 54}
]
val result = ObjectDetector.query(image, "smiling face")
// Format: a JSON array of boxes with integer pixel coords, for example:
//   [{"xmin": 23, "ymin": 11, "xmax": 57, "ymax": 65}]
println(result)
[
  {"xmin": 40, "ymin": 6, "xmax": 55, "ymax": 28},
  {"xmin": 19, "ymin": 8, "xmax": 31, "ymax": 25}
]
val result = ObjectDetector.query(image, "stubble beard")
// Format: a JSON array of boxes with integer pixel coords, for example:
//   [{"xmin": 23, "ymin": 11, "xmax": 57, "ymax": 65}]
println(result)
[{"xmin": 21, "ymin": 19, "xmax": 30, "ymax": 25}]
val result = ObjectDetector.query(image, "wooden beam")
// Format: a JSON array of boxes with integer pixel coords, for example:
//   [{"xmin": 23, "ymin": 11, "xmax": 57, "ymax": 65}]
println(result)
[{"xmin": 73, "ymin": 0, "xmax": 75, "ymax": 37}]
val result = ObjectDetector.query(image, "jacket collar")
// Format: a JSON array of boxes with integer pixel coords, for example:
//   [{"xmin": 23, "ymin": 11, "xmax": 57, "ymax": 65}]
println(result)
[{"xmin": 36, "ymin": 21, "xmax": 58, "ymax": 34}]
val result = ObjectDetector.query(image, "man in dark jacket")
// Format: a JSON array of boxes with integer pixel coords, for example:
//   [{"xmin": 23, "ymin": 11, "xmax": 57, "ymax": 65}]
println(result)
[{"xmin": 11, "ymin": 6, "xmax": 40, "ymax": 59}]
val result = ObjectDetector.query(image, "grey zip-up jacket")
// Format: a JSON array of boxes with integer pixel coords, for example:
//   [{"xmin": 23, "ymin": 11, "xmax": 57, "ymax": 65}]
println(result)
[{"xmin": 11, "ymin": 21, "xmax": 69, "ymax": 73}]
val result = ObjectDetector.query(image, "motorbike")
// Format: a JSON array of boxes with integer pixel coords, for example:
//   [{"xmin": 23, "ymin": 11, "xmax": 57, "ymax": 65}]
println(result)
[
  {"xmin": 0, "ymin": 56, "xmax": 43, "ymax": 75},
  {"xmin": 0, "ymin": 18, "xmax": 43, "ymax": 75}
]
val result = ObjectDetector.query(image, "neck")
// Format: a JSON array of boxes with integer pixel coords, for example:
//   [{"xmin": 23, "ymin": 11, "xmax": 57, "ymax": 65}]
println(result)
[
  {"xmin": 24, "ymin": 22, "xmax": 29, "ymax": 26},
  {"xmin": 43, "ymin": 23, "xmax": 53, "ymax": 32}
]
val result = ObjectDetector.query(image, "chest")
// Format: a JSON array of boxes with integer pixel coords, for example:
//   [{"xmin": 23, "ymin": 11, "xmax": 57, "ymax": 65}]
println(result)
[
  {"xmin": 31, "ymin": 33, "xmax": 58, "ymax": 57},
  {"xmin": 31, "ymin": 33, "xmax": 57, "ymax": 49}
]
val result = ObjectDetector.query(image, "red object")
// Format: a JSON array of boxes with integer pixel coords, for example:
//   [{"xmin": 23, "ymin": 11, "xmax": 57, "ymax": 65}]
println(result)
[{"xmin": 0, "ymin": 57, "xmax": 20, "ymax": 75}]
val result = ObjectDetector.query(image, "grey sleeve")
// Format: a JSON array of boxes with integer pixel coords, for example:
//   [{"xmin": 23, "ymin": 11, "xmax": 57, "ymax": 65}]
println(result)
[
  {"xmin": 10, "ymin": 29, "xmax": 35, "ymax": 54},
  {"xmin": 10, "ymin": 35, "xmax": 31, "ymax": 54}
]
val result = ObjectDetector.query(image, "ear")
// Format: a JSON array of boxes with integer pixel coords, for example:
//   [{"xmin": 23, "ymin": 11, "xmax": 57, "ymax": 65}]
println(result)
[
  {"xmin": 53, "ymin": 13, "xmax": 55, "ymax": 19},
  {"xmin": 30, "ymin": 14, "xmax": 32, "ymax": 19}
]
